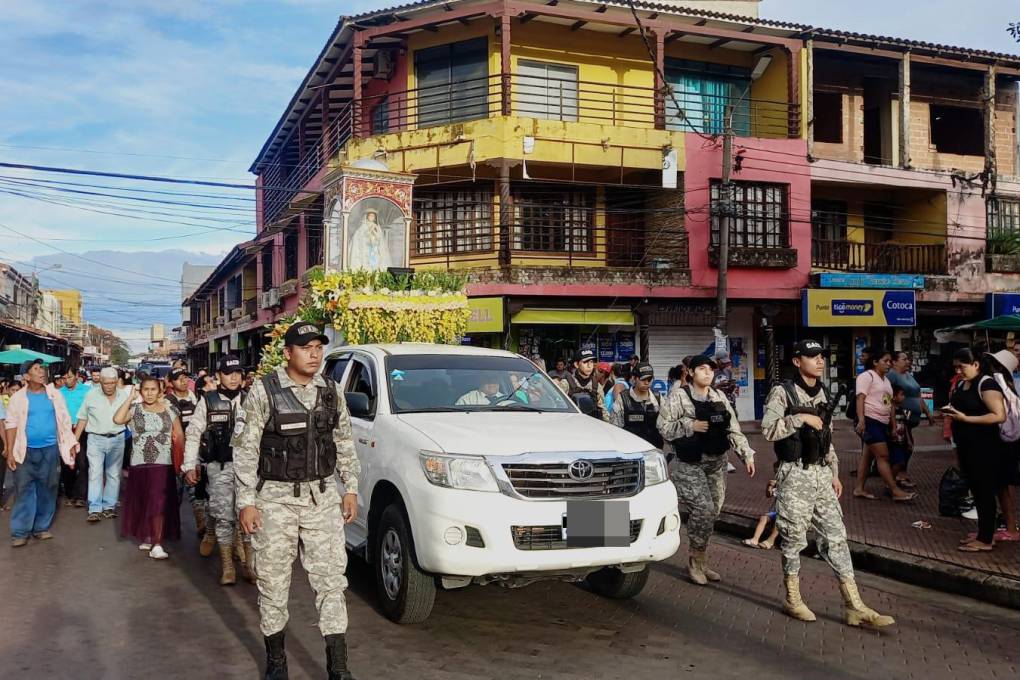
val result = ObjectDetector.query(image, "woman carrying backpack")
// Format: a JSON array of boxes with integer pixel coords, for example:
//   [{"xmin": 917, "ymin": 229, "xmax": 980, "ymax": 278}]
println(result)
[
  {"xmin": 942, "ymin": 348, "xmax": 1009, "ymax": 552},
  {"xmin": 977, "ymin": 350, "xmax": 1020, "ymax": 542}
]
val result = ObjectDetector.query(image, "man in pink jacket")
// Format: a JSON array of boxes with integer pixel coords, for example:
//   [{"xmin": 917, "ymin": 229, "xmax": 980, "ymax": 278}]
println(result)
[{"xmin": 4, "ymin": 359, "xmax": 79, "ymax": 547}]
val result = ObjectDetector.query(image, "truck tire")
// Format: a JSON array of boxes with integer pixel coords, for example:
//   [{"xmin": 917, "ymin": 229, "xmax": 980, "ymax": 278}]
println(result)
[
  {"xmin": 585, "ymin": 565, "xmax": 650, "ymax": 599},
  {"xmin": 374, "ymin": 504, "xmax": 436, "ymax": 624}
]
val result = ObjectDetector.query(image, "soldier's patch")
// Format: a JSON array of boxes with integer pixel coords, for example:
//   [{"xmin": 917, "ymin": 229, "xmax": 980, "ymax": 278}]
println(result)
[{"xmin": 233, "ymin": 421, "xmax": 245, "ymax": 437}]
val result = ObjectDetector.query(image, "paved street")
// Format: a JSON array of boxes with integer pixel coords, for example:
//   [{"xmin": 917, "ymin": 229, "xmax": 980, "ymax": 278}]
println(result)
[{"xmin": 3, "ymin": 504, "xmax": 1018, "ymax": 680}]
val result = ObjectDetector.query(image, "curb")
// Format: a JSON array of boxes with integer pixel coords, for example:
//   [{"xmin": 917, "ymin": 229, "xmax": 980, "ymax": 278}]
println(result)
[{"xmin": 715, "ymin": 511, "xmax": 1020, "ymax": 610}]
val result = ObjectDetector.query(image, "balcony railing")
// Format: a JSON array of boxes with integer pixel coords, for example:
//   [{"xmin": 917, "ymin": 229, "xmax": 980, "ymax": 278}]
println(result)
[
  {"xmin": 812, "ymin": 239, "xmax": 947, "ymax": 275},
  {"xmin": 261, "ymin": 73, "xmax": 800, "ymax": 226}
]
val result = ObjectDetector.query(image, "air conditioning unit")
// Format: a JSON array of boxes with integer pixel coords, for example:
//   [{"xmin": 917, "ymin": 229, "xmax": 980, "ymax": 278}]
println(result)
[
  {"xmin": 230, "ymin": 308, "xmax": 243, "ymax": 321},
  {"xmin": 372, "ymin": 50, "xmax": 394, "ymax": 80},
  {"xmin": 215, "ymin": 315, "xmax": 225, "ymax": 325},
  {"xmin": 268, "ymin": 288, "xmax": 280, "ymax": 307},
  {"xmin": 260, "ymin": 291, "xmax": 272, "ymax": 309}
]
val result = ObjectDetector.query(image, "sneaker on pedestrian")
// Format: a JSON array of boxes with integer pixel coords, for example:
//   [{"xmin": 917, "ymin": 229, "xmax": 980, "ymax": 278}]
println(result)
[
  {"xmin": 33, "ymin": 531, "xmax": 53, "ymax": 540},
  {"xmin": 726, "ymin": 462, "xmax": 737, "ymax": 473},
  {"xmin": 993, "ymin": 530, "xmax": 1020, "ymax": 542},
  {"xmin": 149, "ymin": 545, "xmax": 169, "ymax": 560},
  {"xmin": 74, "ymin": 499, "xmax": 86, "ymax": 508},
  {"xmin": 961, "ymin": 507, "xmax": 979, "ymax": 520},
  {"xmin": 102, "ymin": 509, "xmax": 117, "ymax": 519},
  {"xmin": 87, "ymin": 512, "xmax": 102, "ymax": 523},
  {"xmin": 11, "ymin": 537, "xmax": 28, "ymax": 547},
  {"xmin": 138, "ymin": 543, "xmax": 152, "ymax": 551}
]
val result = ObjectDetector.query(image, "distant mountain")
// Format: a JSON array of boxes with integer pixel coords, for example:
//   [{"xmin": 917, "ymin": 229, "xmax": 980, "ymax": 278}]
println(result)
[{"xmin": 31, "ymin": 249, "xmax": 225, "ymax": 333}]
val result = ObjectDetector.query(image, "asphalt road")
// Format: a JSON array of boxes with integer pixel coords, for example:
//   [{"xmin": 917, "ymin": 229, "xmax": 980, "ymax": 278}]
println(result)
[{"xmin": 2, "ymin": 505, "xmax": 1018, "ymax": 680}]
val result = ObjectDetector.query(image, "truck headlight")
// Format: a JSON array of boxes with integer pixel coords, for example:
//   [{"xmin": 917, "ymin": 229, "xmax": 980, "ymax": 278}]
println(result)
[
  {"xmin": 419, "ymin": 451, "xmax": 499, "ymax": 492},
  {"xmin": 642, "ymin": 450, "xmax": 669, "ymax": 486}
]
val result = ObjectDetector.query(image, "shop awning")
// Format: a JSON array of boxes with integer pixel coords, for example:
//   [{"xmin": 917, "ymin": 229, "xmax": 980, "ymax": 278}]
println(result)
[
  {"xmin": 0, "ymin": 348, "xmax": 64, "ymax": 365},
  {"xmin": 939, "ymin": 314, "xmax": 1020, "ymax": 332},
  {"xmin": 510, "ymin": 308, "xmax": 635, "ymax": 326}
]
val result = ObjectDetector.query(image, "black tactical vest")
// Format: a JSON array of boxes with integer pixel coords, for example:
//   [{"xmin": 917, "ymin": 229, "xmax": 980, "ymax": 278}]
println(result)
[
  {"xmin": 258, "ymin": 372, "xmax": 340, "ymax": 491},
  {"xmin": 672, "ymin": 387, "xmax": 731, "ymax": 463},
  {"xmin": 620, "ymin": 390, "xmax": 664, "ymax": 448},
  {"xmin": 564, "ymin": 372, "xmax": 603, "ymax": 419},
  {"xmin": 774, "ymin": 381, "xmax": 832, "ymax": 468},
  {"xmin": 202, "ymin": 390, "xmax": 238, "ymax": 464},
  {"xmin": 167, "ymin": 393, "xmax": 196, "ymax": 429}
]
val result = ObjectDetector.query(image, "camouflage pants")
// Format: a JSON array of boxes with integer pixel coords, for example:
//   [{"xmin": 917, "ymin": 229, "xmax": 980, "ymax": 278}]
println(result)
[
  {"xmin": 207, "ymin": 461, "xmax": 248, "ymax": 547},
  {"xmin": 250, "ymin": 483, "xmax": 349, "ymax": 637},
  {"xmin": 774, "ymin": 461, "xmax": 854, "ymax": 578},
  {"xmin": 672, "ymin": 455, "xmax": 728, "ymax": 552}
]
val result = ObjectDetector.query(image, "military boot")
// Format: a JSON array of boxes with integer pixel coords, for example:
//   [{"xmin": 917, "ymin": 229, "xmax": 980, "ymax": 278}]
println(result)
[
  {"xmin": 325, "ymin": 634, "xmax": 356, "ymax": 680},
  {"xmin": 234, "ymin": 527, "xmax": 246, "ymax": 563},
  {"xmin": 199, "ymin": 518, "xmax": 217, "ymax": 557},
  {"xmin": 242, "ymin": 541, "xmax": 257, "ymax": 584},
  {"xmin": 839, "ymin": 578, "xmax": 895, "ymax": 628},
  {"xmin": 264, "ymin": 631, "xmax": 288, "ymax": 680},
  {"xmin": 192, "ymin": 503, "xmax": 207, "ymax": 537},
  {"xmin": 696, "ymin": 550, "xmax": 721, "ymax": 582},
  {"xmin": 219, "ymin": 544, "xmax": 237, "ymax": 586},
  {"xmin": 783, "ymin": 574, "xmax": 817, "ymax": 622},
  {"xmin": 687, "ymin": 552, "xmax": 708, "ymax": 586}
]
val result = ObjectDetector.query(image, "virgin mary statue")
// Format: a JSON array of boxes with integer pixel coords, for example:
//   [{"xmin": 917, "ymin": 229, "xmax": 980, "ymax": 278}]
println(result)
[{"xmin": 348, "ymin": 209, "xmax": 391, "ymax": 272}]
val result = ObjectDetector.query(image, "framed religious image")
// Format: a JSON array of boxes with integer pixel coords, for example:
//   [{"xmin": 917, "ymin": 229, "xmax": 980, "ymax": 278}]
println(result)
[{"xmin": 345, "ymin": 197, "xmax": 407, "ymax": 272}]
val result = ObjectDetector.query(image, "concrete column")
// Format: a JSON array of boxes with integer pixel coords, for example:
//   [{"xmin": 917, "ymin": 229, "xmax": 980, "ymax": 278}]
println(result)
[
  {"xmin": 899, "ymin": 51, "xmax": 911, "ymax": 169},
  {"xmin": 805, "ymin": 40, "xmax": 814, "ymax": 155},
  {"xmin": 984, "ymin": 65, "xmax": 998, "ymax": 174}
]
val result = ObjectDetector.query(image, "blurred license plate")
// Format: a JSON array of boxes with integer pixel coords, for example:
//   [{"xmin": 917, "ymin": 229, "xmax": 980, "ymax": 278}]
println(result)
[{"xmin": 561, "ymin": 500, "xmax": 630, "ymax": 547}]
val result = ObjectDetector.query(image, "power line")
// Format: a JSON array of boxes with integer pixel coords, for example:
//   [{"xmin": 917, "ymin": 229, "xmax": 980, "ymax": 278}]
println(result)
[{"xmin": 0, "ymin": 162, "xmax": 255, "ymax": 189}]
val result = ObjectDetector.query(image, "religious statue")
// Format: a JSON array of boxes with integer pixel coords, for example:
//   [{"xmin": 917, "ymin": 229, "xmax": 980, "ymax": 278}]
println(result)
[{"xmin": 347, "ymin": 208, "xmax": 391, "ymax": 272}]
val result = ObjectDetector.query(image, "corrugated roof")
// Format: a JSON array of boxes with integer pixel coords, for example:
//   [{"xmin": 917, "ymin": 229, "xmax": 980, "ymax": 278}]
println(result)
[{"xmin": 250, "ymin": 0, "xmax": 1020, "ymax": 173}]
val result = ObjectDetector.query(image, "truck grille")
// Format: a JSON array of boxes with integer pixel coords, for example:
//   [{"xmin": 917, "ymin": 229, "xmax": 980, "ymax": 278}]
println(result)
[
  {"xmin": 501, "ymin": 459, "xmax": 642, "ymax": 499},
  {"xmin": 511, "ymin": 520, "xmax": 643, "ymax": 550}
]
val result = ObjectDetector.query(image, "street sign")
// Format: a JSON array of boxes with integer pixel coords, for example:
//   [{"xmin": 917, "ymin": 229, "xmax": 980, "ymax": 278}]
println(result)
[
  {"xmin": 985, "ymin": 292, "xmax": 1020, "ymax": 318},
  {"xmin": 802, "ymin": 289, "xmax": 916, "ymax": 327},
  {"xmin": 815, "ymin": 273, "xmax": 924, "ymax": 289}
]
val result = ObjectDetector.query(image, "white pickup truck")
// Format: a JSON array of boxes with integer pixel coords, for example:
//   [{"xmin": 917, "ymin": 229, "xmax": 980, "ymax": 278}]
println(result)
[{"xmin": 323, "ymin": 343, "xmax": 681, "ymax": 623}]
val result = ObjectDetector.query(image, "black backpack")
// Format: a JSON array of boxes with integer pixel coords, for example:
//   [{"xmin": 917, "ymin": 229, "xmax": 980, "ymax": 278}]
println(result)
[{"xmin": 938, "ymin": 467, "xmax": 971, "ymax": 517}]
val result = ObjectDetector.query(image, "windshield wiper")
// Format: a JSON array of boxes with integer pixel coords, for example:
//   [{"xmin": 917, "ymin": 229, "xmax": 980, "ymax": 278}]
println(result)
[
  {"xmin": 476, "ymin": 404, "xmax": 546, "ymax": 412},
  {"xmin": 397, "ymin": 407, "xmax": 474, "ymax": 414}
]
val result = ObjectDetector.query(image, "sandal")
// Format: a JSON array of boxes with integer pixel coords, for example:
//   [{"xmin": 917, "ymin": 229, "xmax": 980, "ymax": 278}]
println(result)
[
  {"xmin": 958, "ymin": 542, "xmax": 993, "ymax": 552},
  {"xmin": 759, "ymin": 540, "xmax": 774, "ymax": 550},
  {"xmin": 742, "ymin": 539, "xmax": 760, "ymax": 548},
  {"xmin": 896, "ymin": 478, "xmax": 917, "ymax": 489},
  {"xmin": 853, "ymin": 490, "xmax": 878, "ymax": 500},
  {"xmin": 892, "ymin": 493, "xmax": 917, "ymax": 502}
]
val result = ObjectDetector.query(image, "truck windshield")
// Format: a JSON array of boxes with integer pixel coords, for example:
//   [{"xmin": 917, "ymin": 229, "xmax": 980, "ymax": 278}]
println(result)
[{"xmin": 385, "ymin": 354, "xmax": 575, "ymax": 414}]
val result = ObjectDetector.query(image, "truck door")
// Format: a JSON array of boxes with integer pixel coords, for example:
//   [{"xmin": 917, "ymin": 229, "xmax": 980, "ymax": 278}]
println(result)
[{"xmin": 342, "ymin": 354, "xmax": 377, "ymax": 547}]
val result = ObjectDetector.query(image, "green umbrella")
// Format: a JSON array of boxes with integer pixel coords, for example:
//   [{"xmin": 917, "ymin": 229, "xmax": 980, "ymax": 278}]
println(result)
[{"xmin": 0, "ymin": 348, "xmax": 64, "ymax": 365}]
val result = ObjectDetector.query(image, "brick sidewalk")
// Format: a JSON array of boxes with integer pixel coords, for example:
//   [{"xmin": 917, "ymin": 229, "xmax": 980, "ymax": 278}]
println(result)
[{"xmin": 725, "ymin": 421, "xmax": 1020, "ymax": 583}]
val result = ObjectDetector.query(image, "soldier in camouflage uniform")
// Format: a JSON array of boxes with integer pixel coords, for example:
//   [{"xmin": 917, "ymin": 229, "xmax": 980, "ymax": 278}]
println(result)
[
  {"xmin": 658, "ymin": 355, "xmax": 755, "ymax": 585},
  {"xmin": 761, "ymin": 339, "xmax": 894, "ymax": 628},
  {"xmin": 234, "ymin": 323, "xmax": 361, "ymax": 680},
  {"xmin": 183, "ymin": 355, "xmax": 251, "ymax": 585}
]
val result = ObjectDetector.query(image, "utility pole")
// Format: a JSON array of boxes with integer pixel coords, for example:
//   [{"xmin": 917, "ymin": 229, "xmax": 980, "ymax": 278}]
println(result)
[{"xmin": 715, "ymin": 107, "xmax": 734, "ymax": 338}]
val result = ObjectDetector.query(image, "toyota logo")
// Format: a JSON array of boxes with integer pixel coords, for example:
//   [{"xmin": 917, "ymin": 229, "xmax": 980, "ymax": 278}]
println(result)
[{"xmin": 568, "ymin": 460, "xmax": 595, "ymax": 481}]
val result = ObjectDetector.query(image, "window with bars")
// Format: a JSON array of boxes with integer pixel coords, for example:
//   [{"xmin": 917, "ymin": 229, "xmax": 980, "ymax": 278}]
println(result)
[
  {"xmin": 516, "ymin": 60, "xmax": 579, "ymax": 122},
  {"xmin": 512, "ymin": 191, "xmax": 593, "ymax": 252},
  {"xmin": 284, "ymin": 230, "xmax": 299, "ymax": 281},
  {"xmin": 307, "ymin": 223, "xmax": 323, "ymax": 268},
  {"xmin": 226, "ymin": 275, "xmax": 242, "ymax": 310},
  {"xmin": 413, "ymin": 189, "xmax": 494, "ymax": 255},
  {"xmin": 710, "ymin": 181, "xmax": 789, "ymax": 249},
  {"xmin": 371, "ymin": 98, "xmax": 390, "ymax": 135},
  {"xmin": 988, "ymin": 197, "xmax": 1020, "ymax": 237},
  {"xmin": 261, "ymin": 246, "xmax": 273, "ymax": 291}
]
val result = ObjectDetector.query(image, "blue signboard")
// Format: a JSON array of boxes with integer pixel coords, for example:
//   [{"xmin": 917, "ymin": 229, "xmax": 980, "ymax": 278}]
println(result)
[
  {"xmin": 803, "ymin": 289, "xmax": 916, "ymax": 327},
  {"xmin": 616, "ymin": 332, "xmax": 636, "ymax": 360},
  {"xmin": 986, "ymin": 292, "xmax": 1020, "ymax": 318},
  {"xmin": 597, "ymin": 334, "xmax": 616, "ymax": 362},
  {"xmin": 817, "ymin": 273, "xmax": 924, "ymax": 290}
]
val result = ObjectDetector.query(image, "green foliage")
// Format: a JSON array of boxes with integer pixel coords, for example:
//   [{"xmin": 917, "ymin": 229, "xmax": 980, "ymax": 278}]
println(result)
[{"xmin": 988, "ymin": 229, "xmax": 1020, "ymax": 255}]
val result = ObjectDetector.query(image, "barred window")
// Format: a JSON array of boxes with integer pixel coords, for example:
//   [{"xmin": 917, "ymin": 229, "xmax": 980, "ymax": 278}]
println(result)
[
  {"xmin": 711, "ymin": 181, "xmax": 789, "ymax": 249},
  {"xmin": 988, "ymin": 197, "xmax": 1020, "ymax": 237},
  {"xmin": 512, "ymin": 191, "xmax": 592, "ymax": 252},
  {"xmin": 413, "ymin": 189, "xmax": 494, "ymax": 255}
]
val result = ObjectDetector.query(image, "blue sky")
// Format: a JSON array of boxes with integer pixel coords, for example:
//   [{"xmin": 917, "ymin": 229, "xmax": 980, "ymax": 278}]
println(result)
[{"xmin": 0, "ymin": 0, "xmax": 1016, "ymax": 347}]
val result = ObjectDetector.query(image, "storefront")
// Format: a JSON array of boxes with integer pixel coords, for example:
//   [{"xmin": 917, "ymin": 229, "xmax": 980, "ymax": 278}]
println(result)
[
  {"xmin": 463, "ymin": 297, "xmax": 506, "ymax": 349},
  {"xmin": 508, "ymin": 308, "xmax": 637, "ymax": 370}
]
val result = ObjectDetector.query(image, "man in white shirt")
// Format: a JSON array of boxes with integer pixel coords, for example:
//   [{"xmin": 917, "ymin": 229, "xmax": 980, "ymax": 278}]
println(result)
[
  {"xmin": 455, "ymin": 374, "xmax": 505, "ymax": 406},
  {"xmin": 74, "ymin": 367, "xmax": 129, "ymax": 523}
]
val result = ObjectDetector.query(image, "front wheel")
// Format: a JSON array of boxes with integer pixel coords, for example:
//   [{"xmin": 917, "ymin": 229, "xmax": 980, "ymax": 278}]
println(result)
[
  {"xmin": 374, "ymin": 504, "xmax": 436, "ymax": 624},
  {"xmin": 585, "ymin": 565, "xmax": 650, "ymax": 599}
]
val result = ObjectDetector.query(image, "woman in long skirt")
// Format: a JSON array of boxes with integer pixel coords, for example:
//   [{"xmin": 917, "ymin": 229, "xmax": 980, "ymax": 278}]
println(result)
[{"xmin": 114, "ymin": 374, "xmax": 183, "ymax": 559}]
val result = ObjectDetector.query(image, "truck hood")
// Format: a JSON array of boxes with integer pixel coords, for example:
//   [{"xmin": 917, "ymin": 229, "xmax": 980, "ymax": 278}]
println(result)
[{"xmin": 394, "ymin": 411, "xmax": 651, "ymax": 456}]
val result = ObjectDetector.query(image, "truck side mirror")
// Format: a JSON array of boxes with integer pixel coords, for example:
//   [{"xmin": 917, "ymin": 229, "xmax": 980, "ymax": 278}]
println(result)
[
  {"xmin": 345, "ymin": 392, "xmax": 371, "ymax": 419},
  {"xmin": 573, "ymin": 393, "xmax": 596, "ymax": 417}
]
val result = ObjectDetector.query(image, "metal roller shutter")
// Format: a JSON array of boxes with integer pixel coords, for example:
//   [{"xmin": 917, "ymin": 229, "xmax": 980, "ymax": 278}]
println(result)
[{"xmin": 646, "ymin": 326, "xmax": 715, "ymax": 379}]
